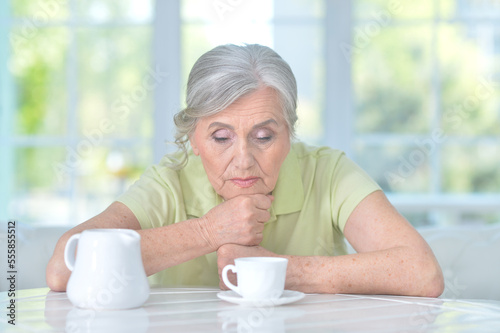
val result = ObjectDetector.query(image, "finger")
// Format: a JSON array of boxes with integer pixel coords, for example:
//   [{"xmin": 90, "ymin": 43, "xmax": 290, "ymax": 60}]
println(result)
[
  {"xmin": 250, "ymin": 233, "xmax": 263, "ymax": 246},
  {"xmin": 249, "ymin": 194, "xmax": 273, "ymax": 210},
  {"xmin": 254, "ymin": 209, "xmax": 271, "ymax": 223}
]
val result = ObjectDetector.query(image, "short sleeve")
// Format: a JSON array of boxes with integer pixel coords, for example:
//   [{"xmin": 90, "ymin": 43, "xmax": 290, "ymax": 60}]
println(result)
[
  {"xmin": 330, "ymin": 153, "xmax": 381, "ymax": 232},
  {"xmin": 116, "ymin": 163, "xmax": 187, "ymax": 230}
]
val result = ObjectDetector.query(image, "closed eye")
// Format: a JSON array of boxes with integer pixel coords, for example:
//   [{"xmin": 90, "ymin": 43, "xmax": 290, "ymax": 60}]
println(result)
[
  {"xmin": 253, "ymin": 128, "xmax": 275, "ymax": 144},
  {"xmin": 212, "ymin": 128, "xmax": 233, "ymax": 143}
]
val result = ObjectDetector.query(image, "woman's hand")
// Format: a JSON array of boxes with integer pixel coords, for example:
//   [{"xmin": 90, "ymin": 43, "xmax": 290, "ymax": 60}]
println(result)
[
  {"xmin": 196, "ymin": 194, "xmax": 273, "ymax": 250},
  {"xmin": 216, "ymin": 244, "xmax": 278, "ymax": 290}
]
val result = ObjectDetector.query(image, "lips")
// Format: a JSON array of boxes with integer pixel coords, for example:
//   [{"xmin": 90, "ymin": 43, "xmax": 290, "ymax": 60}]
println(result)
[{"xmin": 230, "ymin": 177, "xmax": 259, "ymax": 188}]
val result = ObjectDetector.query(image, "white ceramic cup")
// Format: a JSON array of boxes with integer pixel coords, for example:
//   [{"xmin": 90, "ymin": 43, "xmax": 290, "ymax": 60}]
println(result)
[{"xmin": 222, "ymin": 257, "xmax": 288, "ymax": 300}]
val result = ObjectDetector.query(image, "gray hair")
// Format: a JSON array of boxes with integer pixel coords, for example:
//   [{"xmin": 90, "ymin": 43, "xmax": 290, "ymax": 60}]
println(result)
[{"xmin": 171, "ymin": 44, "xmax": 298, "ymax": 169}]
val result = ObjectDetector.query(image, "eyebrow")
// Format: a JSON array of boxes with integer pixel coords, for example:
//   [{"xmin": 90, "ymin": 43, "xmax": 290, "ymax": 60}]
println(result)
[{"xmin": 208, "ymin": 119, "xmax": 279, "ymax": 130}]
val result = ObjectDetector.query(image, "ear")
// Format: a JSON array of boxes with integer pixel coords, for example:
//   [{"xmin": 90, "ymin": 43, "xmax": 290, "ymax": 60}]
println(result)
[{"xmin": 189, "ymin": 135, "xmax": 200, "ymax": 156}]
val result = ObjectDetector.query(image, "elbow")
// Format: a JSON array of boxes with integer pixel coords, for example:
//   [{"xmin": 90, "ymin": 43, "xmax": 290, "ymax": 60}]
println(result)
[
  {"xmin": 426, "ymin": 265, "xmax": 445, "ymax": 298},
  {"xmin": 46, "ymin": 231, "xmax": 74, "ymax": 292},
  {"xmin": 417, "ymin": 257, "xmax": 444, "ymax": 298},
  {"xmin": 46, "ymin": 258, "xmax": 69, "ymax": 292}
]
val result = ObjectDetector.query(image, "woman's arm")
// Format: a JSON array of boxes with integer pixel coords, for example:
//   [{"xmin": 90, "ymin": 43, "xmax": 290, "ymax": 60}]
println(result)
[
  {"xmin": 47, "ymin": 194, "xmax": 273, "ymax": 291},
  {"xmin": 218, "ymin": 190, "xmax": 444, "ymax": 297}
]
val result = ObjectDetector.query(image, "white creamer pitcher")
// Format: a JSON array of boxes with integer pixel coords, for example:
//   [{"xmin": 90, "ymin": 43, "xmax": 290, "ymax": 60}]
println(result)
[{"xmin": 64, "ymin": 229, "xmax": 150, "ymax": 310}]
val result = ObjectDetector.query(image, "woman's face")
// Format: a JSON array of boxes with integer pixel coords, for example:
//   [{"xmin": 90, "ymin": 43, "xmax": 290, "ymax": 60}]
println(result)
[{"xmin": 189, "ymin": 87, "xmax": 291, "ymax": 200}]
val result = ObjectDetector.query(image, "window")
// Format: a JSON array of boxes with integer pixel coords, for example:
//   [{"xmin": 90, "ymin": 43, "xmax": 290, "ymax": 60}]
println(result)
[
  {"xmin": 1, "ymin": 0, "xmax": 499, "ymax": 226},
  {"xmin": 351, "ymin": 0, "xmax": 500, "ymax": 225},
  {"xmin": 1, "ymin": 0, "xmax": 156, "ymax": 225}
]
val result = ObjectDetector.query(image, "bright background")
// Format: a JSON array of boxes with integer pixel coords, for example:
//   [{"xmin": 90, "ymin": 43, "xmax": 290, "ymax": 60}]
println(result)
[{"xmin": 1, "ymin": 0, "xmax": 499, "ymax": 227}]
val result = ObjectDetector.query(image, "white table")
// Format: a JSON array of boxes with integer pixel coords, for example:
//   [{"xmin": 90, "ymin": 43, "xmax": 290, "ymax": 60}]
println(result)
[{"xmin": 1, "ymin": 287, "xmax": 500, "ymax": 332}]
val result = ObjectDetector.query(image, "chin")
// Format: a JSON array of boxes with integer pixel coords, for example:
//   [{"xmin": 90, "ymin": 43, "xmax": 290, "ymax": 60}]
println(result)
[{"xmin": 222, "ymin": 186, "xmax": 271, "ymax": 200}]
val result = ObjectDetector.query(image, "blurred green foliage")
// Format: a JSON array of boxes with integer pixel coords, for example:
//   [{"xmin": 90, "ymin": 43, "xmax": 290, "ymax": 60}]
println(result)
[
  {"xmin": 352, "ymin": 0, "xmax": 500, "ymax": 194},
  {"xmin": 16, "ymin": 60, "xmax": 48, "ymax": 135}
]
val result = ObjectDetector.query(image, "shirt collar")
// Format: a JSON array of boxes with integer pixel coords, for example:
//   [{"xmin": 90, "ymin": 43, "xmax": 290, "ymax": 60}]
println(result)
[
  {"xmin": 181, "ymin": 146, "xmax": 304, "ymax": 218},
  {"xmin": 181, "ymin": 153, "xmax": 223, "ymax": 218},
  {"xmin": 270, "ymin": 146, "xmax": 304, "ymax": 215}
]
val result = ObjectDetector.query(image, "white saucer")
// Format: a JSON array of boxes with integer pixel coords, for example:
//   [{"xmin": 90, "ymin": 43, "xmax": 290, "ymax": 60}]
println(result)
[{"xmin": 217, "ymin": 290, "xmax": 305, "ymax": 306}]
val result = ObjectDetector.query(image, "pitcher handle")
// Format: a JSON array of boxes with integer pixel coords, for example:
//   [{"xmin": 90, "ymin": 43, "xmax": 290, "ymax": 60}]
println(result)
[{"xmin": 64, "ymin": 233, "xmax": 81, "ymax": 272}]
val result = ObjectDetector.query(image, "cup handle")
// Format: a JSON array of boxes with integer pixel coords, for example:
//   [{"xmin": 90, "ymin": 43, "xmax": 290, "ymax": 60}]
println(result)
[
  {"xmin": 222, "ymin": 264, "xmax": 240, "ymax": 295},
  {"xmin": 64, "ymin": 233, "xmax": 81, "ymax": 272}
]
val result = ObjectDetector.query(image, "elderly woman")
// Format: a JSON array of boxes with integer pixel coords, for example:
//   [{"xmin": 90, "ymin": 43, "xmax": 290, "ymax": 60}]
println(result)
[{"xmin": 47, "ymin": 44, "xmax": 444, "ymax": 296}]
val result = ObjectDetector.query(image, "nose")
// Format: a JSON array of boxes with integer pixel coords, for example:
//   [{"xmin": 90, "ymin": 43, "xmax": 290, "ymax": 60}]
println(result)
[{"xmin": 233, "ymin": 140, "xmax": 255, "ymax": 170}]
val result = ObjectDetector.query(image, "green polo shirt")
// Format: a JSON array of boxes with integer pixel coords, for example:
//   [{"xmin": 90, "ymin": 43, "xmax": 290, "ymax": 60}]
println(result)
[{"xmin": 118, "ymin": 142, "xmax": 380, "ymax": 287}]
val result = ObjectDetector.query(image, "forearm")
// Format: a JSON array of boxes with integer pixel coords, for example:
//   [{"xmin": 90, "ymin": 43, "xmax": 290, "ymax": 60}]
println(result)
[
  {"xmin": 139, "ymin": 218, "xmax": 216, "ymax": 276},
  {"xmin": 284, "ymin": 246, "xmax": 443, "ymax": 297}
]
